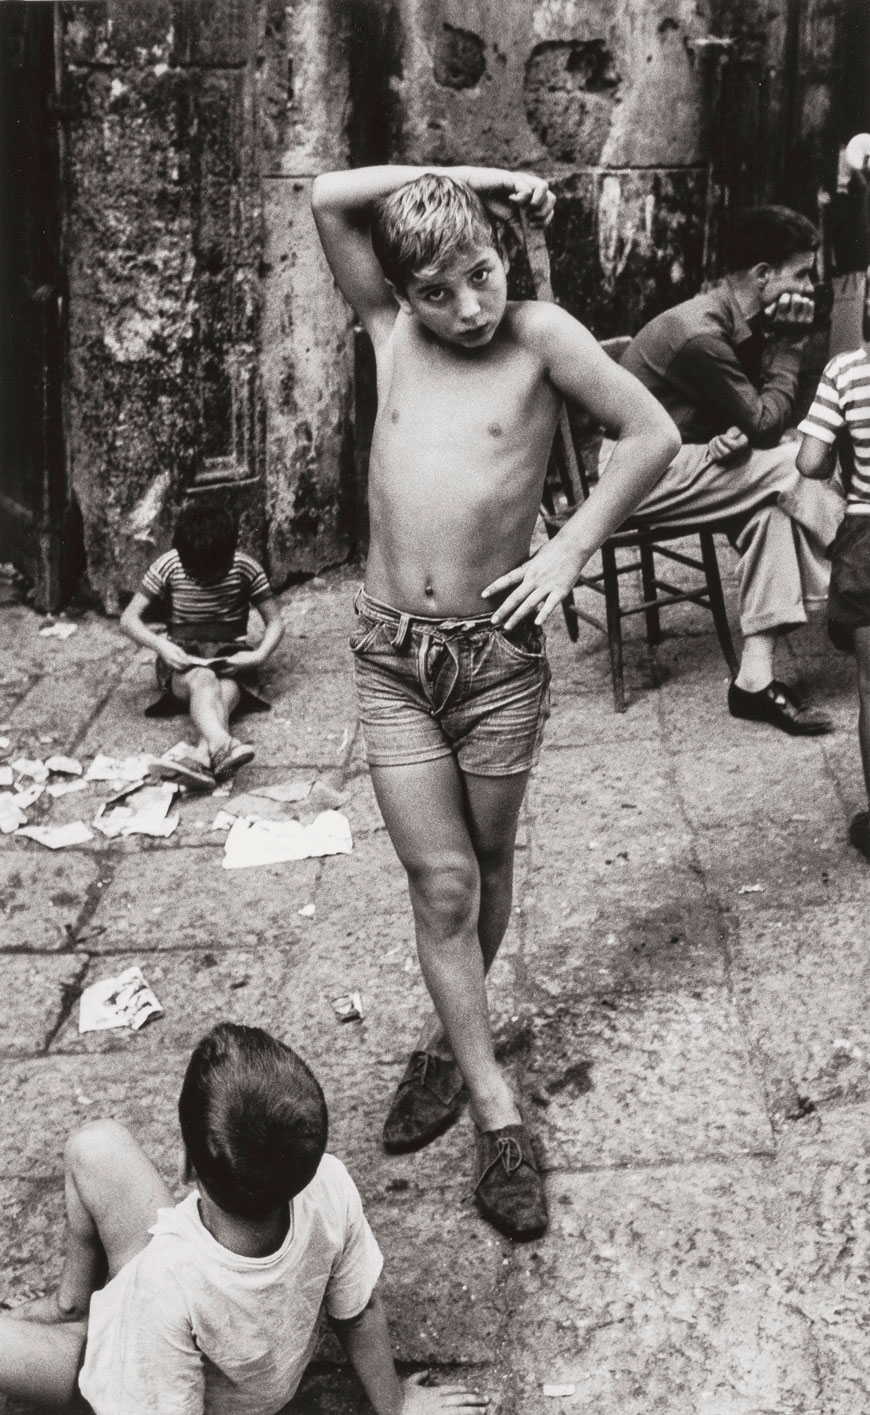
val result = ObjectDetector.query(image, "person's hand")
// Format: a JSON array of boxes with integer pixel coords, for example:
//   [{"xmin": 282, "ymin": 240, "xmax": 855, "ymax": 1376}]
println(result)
[
  {"xmin": 481, "ymin": 171, "xmax": 555, "ymax": 226},
  {"xmin": 158, "ymin": 641, "xmax": 197, "ymax": 672},
  {"xmin": 225, "ymin": 649, "xmax": 262, "ymax": 671},
  {"xmin": 707, "ymin": 425, "xmax": 750, "ymax": 463},
  {"xmin": 482, "ymin": 537, "xmax": 582, "ymax": 630},
  {"xmin": 401, "ymin": 1371, "xmax": 489, "ymax": 1411},
  {"xmin": 762, "ymin": 291, "xmax": 815, "ymax": 328}
]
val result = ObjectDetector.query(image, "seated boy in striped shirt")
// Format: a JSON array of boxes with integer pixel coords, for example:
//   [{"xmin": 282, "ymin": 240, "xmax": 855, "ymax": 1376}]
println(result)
[
  {"xmin": 797, "ymin": 317, "xmax": 870, "ymax": 858},
  {"xmin": 121, "ymin": 501, "xmax": 284, "ymax": 788}
]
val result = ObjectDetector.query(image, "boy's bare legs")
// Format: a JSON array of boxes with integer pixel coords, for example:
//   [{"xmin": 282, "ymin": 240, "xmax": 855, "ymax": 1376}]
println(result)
[
  {"xmin": 412, "ymin": 769, "xmax": 526, "ymax": 1061},
  {"xmin": 173, "ymin": 668, "xmax": 241, "ymax": 760},
  {"xmin": 0, "ymin": 1119, "xmax": 172, "ymax": 1404},
  {"xmin": 370, "ymin": 758, "xmax": 526, "ymax": 1131}
]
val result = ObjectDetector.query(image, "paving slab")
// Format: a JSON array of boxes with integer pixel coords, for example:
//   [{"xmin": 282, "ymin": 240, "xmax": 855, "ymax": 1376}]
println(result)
[
  {"xmin": 523, "ymin": 988, "xmax": 772, "ymax": 1168},
  {"xmin": 0, "ymin": 852, "xmax": 104, "ymax": 951},
  {"xmin": 500, "ymin": 1164, "xmax": 819, "ymax": 1415},
  {"xmin": 0, "ymin": 1179, "xmax": 66, "ymax": 1306},
  {"xmin": 0, "ymin": 955, "xmax": 87, "ymax": 1054},
  {"xmin": 83, "ymin": 847, "xmax": 320, "ymax": 951}
]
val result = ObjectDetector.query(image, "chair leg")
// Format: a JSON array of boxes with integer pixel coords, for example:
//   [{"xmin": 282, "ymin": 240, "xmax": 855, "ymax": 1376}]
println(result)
[
  {"xmin": 639, "ymin": 543, "xmax": 661, "ymax": 646},
  {"xmin": 561, "ymin": 592, "xmax": 580, "ymax": 642},
  {"xmin": 601, "ymin": 542, "xmax": 626, "ymax": 712},
  {"xmin": 700, "ymin": 529, "xmax": 739, "ymax": 677}
]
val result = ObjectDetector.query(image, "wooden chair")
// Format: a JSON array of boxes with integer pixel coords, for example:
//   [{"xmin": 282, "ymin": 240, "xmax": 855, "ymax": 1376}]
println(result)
[{"xmin": 524, "ymin": 223, "xmax": 739, "ymax": 712}]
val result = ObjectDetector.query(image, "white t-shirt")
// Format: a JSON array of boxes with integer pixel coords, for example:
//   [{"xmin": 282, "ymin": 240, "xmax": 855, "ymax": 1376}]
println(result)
[{"xmin": 78, "ymin": 1153, "xmax": 383, "ymax": 1415}]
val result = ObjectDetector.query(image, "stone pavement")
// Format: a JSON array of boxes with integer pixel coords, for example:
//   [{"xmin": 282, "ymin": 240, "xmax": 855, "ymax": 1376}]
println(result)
[{"xmin": 0, "ymin": 553, "xmax": 868, "ymax": 1414}]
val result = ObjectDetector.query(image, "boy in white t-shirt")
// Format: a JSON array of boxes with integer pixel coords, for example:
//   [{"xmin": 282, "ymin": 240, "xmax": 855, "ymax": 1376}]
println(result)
[{"xmin": 0, "ymin": 1023, "xmax": 488, "ymax": 1414}]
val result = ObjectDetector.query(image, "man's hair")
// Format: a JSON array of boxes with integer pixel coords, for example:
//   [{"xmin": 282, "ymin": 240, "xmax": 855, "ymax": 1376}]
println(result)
[
  {"xmin": 172, "ymin": 501, "xmax": 238, "ymax": 581},
  {"xmin": 728, "ymin": 205, "xmax": 819, "ymax": 272},
  {"xmin": 371, "ymin": 173, "xmax": 501, "ymax": 290},
  {"xmin": 179, "ymin": 1023, "xmax": 328, "ymax": 1220}
]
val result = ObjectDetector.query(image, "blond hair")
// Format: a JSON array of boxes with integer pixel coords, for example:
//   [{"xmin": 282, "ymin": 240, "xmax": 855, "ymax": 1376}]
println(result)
[{"xmin": 371, "ymin": 173, "xmax": 501, "ymax": 289}]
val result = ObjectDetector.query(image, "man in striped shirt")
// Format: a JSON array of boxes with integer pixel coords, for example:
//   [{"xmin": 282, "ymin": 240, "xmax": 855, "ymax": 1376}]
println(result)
[{"xmin": 798, "ymin": 329, "xmax": 870, "ymax": 857}]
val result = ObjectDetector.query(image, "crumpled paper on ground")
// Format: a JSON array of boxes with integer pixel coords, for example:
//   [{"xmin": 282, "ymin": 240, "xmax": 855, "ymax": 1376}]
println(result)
[
  {"xmin": 79, "ymin": 965, "xmax": 163, "ymax": 1033},
  {"xmin": 222, "ymin": 810, "xmax": 353, "ymax": 869},
  {"xmin": 94, "ymin": 783, "xmax": 178, "ymax": 839},
  {"xmin": 17, "ymin": 821, "xmax": 94, "ymax": 849},
  {"xmin": 0, "ymin": 793, "xmax": 27, "ymax": 834},
  {"xmin": 85, "ymin": 754, "xmax": 154, "ymax": 783}
]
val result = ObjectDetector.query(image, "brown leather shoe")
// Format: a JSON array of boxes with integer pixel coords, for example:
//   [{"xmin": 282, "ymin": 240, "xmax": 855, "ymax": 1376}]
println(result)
[
  {"xmin": 473, "ymin": 1122, "xmax": 548, "ymax": 1240},
  {"xmin": 382, "ymin": 1051, "xmax": 465, "ymax": 1154},
  {"xmin": 728, "ymin": 680, "xmax": 833, "ymax": 735}
]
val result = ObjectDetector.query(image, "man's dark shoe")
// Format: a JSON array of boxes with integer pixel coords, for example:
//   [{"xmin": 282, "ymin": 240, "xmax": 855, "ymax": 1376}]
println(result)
[
  {"xmin": 849, "ymin": 810, "xmax": 870, "ymax": 860},
  {"xmin": 382, "ymin": 1051, "xmax": 465, "ymax": 1154},
  {"xmin": 473, "ymin": 1122, "xmax": 548, "ymax": 1240},
  {"xmin": 728, "ymin": 679, "xmax": 833, "ymax": 736}
]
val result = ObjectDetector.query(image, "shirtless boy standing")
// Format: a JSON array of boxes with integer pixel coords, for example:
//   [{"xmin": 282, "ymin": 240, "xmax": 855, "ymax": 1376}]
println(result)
[{"xmin": 312, "ymin": 166, "xmax": 679, "ymax": 1239}]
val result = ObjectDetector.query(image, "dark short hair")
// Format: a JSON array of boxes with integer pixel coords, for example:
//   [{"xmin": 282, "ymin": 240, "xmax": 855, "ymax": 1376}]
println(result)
[
  {"xmin": 179, "ymin": 1023, "xmax": 328, "ymax": 1220},
  {"xmin": 728, "ymin": 205, "xmax": 819, "ymax": 272},
  {"xmin": 371, "ymin": 173, "xmax": 502, "ymax": 290},
  {"xmin": 172, "ymin": 501, "xmax": 238, "ymax": 581}
]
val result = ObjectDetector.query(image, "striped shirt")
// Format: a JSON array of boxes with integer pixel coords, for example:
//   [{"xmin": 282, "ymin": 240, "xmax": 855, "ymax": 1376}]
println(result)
[
  {"xmin": 141, "ymin": 550, "xmax": 272, "ymax": 638},
  {"xmin": 798, "ymin": 347, "xmax": 870, "ymax": 514}
]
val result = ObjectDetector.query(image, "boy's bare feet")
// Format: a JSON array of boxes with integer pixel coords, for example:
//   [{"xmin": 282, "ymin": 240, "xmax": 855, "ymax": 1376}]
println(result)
[
  {"xmin": 402, "ymin": 1371, "xmax": 489, "ymax": 1410},
  {"xmin": 473, "ymin": 1122, "xmax": 548, "ymax": 1240},
  {"xmin": 383, "ymin": 1051, "xmax": 465, "ymax": 1153}
]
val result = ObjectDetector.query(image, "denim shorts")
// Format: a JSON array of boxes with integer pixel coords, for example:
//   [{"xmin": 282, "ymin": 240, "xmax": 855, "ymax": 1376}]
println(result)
[{"xmin": 350, "ymin": 589, "xmax": 551, "ymax": 776}]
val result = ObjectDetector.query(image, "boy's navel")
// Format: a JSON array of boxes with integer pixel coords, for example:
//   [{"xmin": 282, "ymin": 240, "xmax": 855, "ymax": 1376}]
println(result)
[
  {"xmin": 488, "ymin": 422, "xmax": 503, "ymax": 437},
  {"xmin": 391, "ymin": 409, "xmax": 400, "ymax": 424}
]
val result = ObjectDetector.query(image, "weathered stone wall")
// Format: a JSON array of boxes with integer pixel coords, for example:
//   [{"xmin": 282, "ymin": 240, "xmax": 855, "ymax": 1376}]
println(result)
[
  {"xmin": 58, "ymin": 0, "xmax": 855, "ymax": 606},
  {"xmin": 61, "ymin": 0, "xmax": 352, "ymax": 610}
]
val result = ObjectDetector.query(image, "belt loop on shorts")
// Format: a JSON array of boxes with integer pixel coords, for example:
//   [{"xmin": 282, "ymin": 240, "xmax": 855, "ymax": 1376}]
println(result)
[{"xmin": 391, "ymin": 613, "xmax": 413, "ymax": 652}]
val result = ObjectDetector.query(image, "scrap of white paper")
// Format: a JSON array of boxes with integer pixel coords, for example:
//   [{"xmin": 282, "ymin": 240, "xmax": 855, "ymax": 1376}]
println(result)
[
  {"xmin": 94, "ymin": 784, "xmax": 177, "ymax": 838},
  {"xmin": 0, "ymin": 793, "xmax": 26, "ymax": 833},
  {"xmin": 79, "ymin": 965, "xmax": 163, "ymax": 1033},
  {"xmin": 0, "ymin": 736, "xmax": 10, "ymax": 749},
  {"xmin": 298, "ymin": 903, "xmax": 316, "ymax": 917},
  {"xmin": 86, "ymin": 753, "xmax": 154, "ymax": 782},
  {"xmin": 13, "ymin": 784, "xmax": 44, "ymax": 810},
  {"xmin": 38, "ymin": 621, "xmax": 77, "ymax": 639},
  {"xmin": 542, "ymin": 1386, "xmax": 576, "ymax": 1398},
  {"xmin": 222, "ymin": 810, "xmax": 353, "ymax": 869},
  {"xmin": 250, "ymin": 779, "xmax": 314, "ymax": 803},
  {"xmin": 0, "ymin": 766, "xmax": 12, "ymax": 787},
  {"xmin": 737, "ymin": 883, "xmax": 764, "ymax": 895},
  {"xmin": 211, "ymin": 809, "xmax": 236, "ymax": 831},
  {"xmin": 47, "ymin": 778, "xmax": 89, "ymax": 798},
  {"xmin": 45, "ymin": 755, "xmax": 82, "ymax": 776},
  {"xmin": 17, "ymin": 821, "xmax": 94, "ymax": 849},
  {"xmin": 332, "ymin": 991, "xmax": 364, "ymax": 1022},
  {"xmin": 11, "ymin": 757, "xmax": 49, "ymax": 783}
]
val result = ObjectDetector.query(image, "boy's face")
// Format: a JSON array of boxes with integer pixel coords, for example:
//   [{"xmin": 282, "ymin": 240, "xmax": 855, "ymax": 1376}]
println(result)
[{"xmin": 395, "ymin": 243, "xmax": 509, "ymax": 348}]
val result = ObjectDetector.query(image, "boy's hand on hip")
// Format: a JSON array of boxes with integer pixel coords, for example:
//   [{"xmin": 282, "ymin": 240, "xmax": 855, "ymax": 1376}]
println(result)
[
  {"xmin": 158, "ymin": 642, "xmax": 196, "ymax": 672},
  {"xmin": 401, "ymin": 1371, "xmax": 489, "ymax": 1411},
  {"xmin": 483, "ymin": 539, "xmax": 580, "ymax": 629}
]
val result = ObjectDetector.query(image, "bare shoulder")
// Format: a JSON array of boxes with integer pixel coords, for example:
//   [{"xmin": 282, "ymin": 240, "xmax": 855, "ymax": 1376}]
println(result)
[{"xmin": 507, "ymin": 299, "xmax": 599, "ymax": 361}]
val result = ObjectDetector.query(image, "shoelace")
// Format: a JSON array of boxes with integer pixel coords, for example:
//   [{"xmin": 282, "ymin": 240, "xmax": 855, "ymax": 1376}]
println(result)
[
  {"xmin": 399, "ymin": 1052, "xmax": 435, "ymax": 1094},
  {"xmin": 474, "ymin": 1135, "xmax": 523, "ymax": 1193}
]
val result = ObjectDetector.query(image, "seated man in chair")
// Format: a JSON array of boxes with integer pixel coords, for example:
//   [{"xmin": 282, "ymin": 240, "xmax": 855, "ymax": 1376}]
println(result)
[{"xmin": 617, "ymin": 205, "xmax": 845, "ymax": 734}]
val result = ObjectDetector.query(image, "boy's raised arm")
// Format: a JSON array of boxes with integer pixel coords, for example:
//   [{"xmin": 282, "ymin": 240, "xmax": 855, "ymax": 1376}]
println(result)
[
  {"xmin": 311, "ymin": 165, "xmax": 554, "ymax": 340},
  {"xmin": 486, "ymin": 304, "xmax": 681, "ymax": 629}
]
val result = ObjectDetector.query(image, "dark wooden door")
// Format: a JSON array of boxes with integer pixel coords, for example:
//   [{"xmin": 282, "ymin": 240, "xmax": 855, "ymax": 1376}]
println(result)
[{"xmin": 0, "ymin": 3, "xmax": 68, "ymax": 609}]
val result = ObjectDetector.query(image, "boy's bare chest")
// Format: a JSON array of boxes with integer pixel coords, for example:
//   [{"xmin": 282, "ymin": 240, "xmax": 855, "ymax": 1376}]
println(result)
[{"xmin": 375, "ymin": 341, "xmax": 553, "ymax": 451}]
